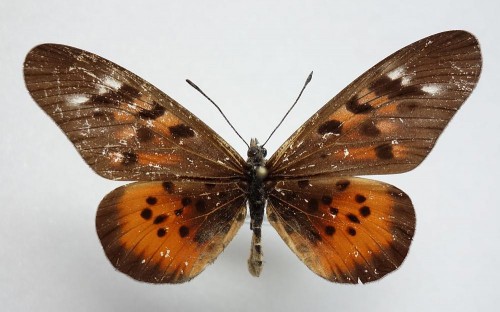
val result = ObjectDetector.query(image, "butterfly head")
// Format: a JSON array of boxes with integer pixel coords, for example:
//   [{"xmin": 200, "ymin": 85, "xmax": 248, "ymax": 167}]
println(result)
[
  {"xmin": 247, "ymin": 138, "xmax": 267, "ymax": 160},
  {"xmin": 246, "ymin": 138, "xmax": 268, "ymax": 180}
]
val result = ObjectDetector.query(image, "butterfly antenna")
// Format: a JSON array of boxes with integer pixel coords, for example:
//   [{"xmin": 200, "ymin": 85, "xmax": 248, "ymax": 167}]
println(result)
[
  {"xmin": 186, "ymin": 79, "xmax": 249, "ymax": 148},
  {"xmin": 262, "ymin": 71, "xmax": 313, "ymax": 147}
]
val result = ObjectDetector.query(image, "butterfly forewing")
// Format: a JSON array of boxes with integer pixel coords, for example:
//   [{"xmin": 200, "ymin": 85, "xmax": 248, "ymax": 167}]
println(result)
[
  {"xmin": 24, "ymin": 44, "xmax": 245, "ymax": 181},
  {"xmin": 267, "ymin": 30, "xmax": 481, "ymax": 178},
  {"xmin": 267, "ymin": 177, "xmax": 415, "ymax": 283},
  {"xmin": 96, "ymin": 180, "xmax": 247, "ymax": 283}
]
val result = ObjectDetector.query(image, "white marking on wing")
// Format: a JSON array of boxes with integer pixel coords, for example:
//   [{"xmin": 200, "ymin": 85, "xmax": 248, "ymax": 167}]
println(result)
[
  {"xmin": 67, "ymin": 94, "xmax": 89, "ymax": 106},
  {"xmin": 102, "ymin": 76, "xmax": 122, "ymax": 90},
  {"xmin": 421, "ymin": 84, "xmax": 442, "ymax": 95},
  {"xmin": 387, "ymin": 66, "xmax": 405, "ymax": 80}
]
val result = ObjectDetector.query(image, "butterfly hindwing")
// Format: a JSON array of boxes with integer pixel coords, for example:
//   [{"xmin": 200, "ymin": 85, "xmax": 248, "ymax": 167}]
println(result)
[
  {"xmin": 267, "ymin": 30, "xmax": 481, "ymax": 178},
  {"xmin": 266, "ymin": 177, "xmax": 415, "ymax": 283},
  {"xmin": 24, "ymin": 44, "xmax": 245, "ymax": 181},
  {"xmin": 96, "ymin": 180, "xmax": 247, "ymax": 283}
]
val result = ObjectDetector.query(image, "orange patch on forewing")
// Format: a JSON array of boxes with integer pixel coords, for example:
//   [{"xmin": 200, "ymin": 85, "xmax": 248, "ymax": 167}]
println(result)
[
  {"xmin": 114, "ymin": 127, "xmax": 136, "ymax": 140},
  {"xmin": 112, "ymin": 111, "xmax": 137, "ymax": 123},
  {"xmin": 323, "ymin": 93, "xmax": 393, "ymax": 138},
  {"xmin": 376, "ymin": 119, "xmax": 400, "ymax": 134},
  {"xmin": 104, "ymin": 151, "xmax": 181, "ymax": 168},
  {"xmin": 330, "ymin": 142, "xmax": 405, "ymax": 162},
  {"xmin": 358, "ymin": 88, "xmax": 377, "ymax": 103},
  {"xmin": 325, "ymin": 111, "xmax": 364, "ymax": 135},
  {"xmin": 153, "ymin": 111, "xmax": 182, "ymax": 128},
  {"xmin": 377, "ymin": 101, "xmax": 400, "ymax": 115},
  {"xmin": 327, "ymin": 109, "xmax": 351, "ymax": 122},
  {"xmin": 368, "ymin": 95, "xmax": 391, "ymax": 108},
  {"xmin": 136, "ymin": 152, "xmax": 181, "ymax": 166}
]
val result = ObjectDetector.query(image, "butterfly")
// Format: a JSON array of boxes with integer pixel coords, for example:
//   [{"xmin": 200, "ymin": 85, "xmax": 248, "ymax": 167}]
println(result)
[{"xmin": 24, "ymin": 30, "xmax": 481, "ymax": 284}]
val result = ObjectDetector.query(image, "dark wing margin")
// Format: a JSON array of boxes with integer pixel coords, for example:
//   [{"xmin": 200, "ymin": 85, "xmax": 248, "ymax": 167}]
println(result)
[
  {"xmin": 24, "ymin": 44, "xmax": 245, "ymax": 181},
  {"xmin": 267, "ymin": 30, "xmax": 482, "ymax": 178}
]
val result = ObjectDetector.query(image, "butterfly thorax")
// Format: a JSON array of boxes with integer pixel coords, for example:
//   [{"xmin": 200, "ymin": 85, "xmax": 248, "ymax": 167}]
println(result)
[{"xmin": 245, "ymin": 138, "xmax": 268, "ymax": 276}]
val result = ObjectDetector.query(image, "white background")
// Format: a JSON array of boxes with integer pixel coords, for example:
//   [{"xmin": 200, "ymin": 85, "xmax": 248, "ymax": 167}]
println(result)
[{"xmin": 1, "ymin": 1, "xmax": 499, "ymax": 311}]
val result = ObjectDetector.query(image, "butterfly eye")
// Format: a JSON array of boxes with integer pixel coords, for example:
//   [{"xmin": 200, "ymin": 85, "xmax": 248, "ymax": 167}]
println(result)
[{"xmin": 262, "ymin": 148, "xmax": 267, "ymax": 158}]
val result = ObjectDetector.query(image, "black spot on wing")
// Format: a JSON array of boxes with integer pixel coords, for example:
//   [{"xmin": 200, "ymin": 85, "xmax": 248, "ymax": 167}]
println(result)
[
  {"xmin": 298, "ymin": 180, "xmax": 309, "ymax": 188},
  {"xmin": 140, "ymin": 208, "xmax": 152, "ymax": 220},
  {"xmin": 92, "ymin": 110, "xmax": 115, "ymax": 121},
  {"xmin": 370, "ymin": 76, "xmax": 428, "ymax": 102},
  {"xmin": 346, "ymin": 213, "xmax": 360, "ymax": 223},
  {"xmin": 375, "ymin": 143, "xmax": 394, "ymax": 159},
  {"xmin": 179, "ymin": 226, "xmax": 189, "ymax": 238},
  {"xmin": 153, "ymin": 214, "xmax": 168, "ymax": 224},
  {"xmin": 136, "ymin": 127, "xmax": 155, "ymax": 142},
  {"xmin": 359, "ymin": 120, "xmax": 381, "ymax": 137},
  {"xmin": 335, "ymin": 180, "xmax": 350, "ymax": 191},
  {"xmin": 162, "ymin": 182, "xmax": 174, "ymax": 193},
  {"xmin": 317, "ymin": 120, "xmax": 342, "ymax": 135},
  {"xmin": 169, "ymin": 124, "xmax": 195, "ymax": 139},
  {"xmin": 394, "ymin": 85, "xmax": 427, "ymax": 98},
  {"xmin": 346, "ymin": 97, "xmax": 373, "ymax": 114},
  {"xmin": 138, "ymin": 101, "xmax": 166, "ymax": 120},
  {"xmin": 90, "ymin": 94, "xmax": 120, "ymax": 106},
  {"xmin": 146, "ymin": 196, "xmax": 157, "ymax": 205},
  {"xmin": 370, "ymin": 76, "xmax": 402, "ymax": 97},
  {"xmin": 122, "ymin": 151, "xmax": 138, "ymax": 165},
  {"xmin": 325, "ymin": 226, "xmax": 335, "ymax": 236},
  {"xmin": 347, "ymin": 227, "xmax": 356, "ymax": 236},
  {"xmin": 321, "ymin": 195, "xmax": 333, "ymax": 205},
  {"xmin": 119, "ymin": 84, "xmax": 141, "ymax": 99},
  {"xmin": 359, "ymin": 206, "xmax": 371, "ymax": 217},
  {"xmin": 355, "ymin": 194, "xmax": 366, "ymax": 203},
  {"xmin": 157, "ymin": 228, "xmax": 167, "ymax": 237}
]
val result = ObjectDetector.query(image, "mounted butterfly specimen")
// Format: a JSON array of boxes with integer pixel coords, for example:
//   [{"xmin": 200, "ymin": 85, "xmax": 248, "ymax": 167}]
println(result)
[{"xmin": 24, "ymin": 30, "xmax": 481, "ymax": 284}]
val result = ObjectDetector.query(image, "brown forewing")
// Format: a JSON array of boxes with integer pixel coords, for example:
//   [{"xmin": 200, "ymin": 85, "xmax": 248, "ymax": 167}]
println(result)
[
  {"xmin": 267, "ymin": 30, "xmax": 482, "ymax": 178},
  {"xmin": 96, "ymin": 180, "xmax": 247, "ymax": 283},
  {"xmin": 266, "ymin": 177, "xmax": 415, "ymax": 283},
  {"xmin": 24, "ymin": 44, "xmax": 245, "ymax": 181}
]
